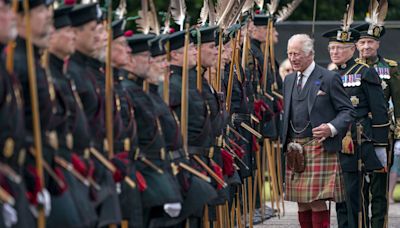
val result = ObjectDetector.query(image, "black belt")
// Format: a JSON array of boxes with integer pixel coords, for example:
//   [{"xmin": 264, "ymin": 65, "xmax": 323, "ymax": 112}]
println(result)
[
  {"xmin": 188, "ymin": 146, "xmax": 214, "ymax": 158},
  {"xmin": 141, "ymin": 148, "xmax": 166, "ymax": 160},
  {"xmin": 168, "ymin": 149, "xmax": 186, "ymax": 160}
]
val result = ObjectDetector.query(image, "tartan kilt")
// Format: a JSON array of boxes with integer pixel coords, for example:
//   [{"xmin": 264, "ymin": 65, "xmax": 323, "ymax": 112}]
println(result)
[{"xmin": 285, "ymin": 138, "xmax": 345, "ymax": 203}]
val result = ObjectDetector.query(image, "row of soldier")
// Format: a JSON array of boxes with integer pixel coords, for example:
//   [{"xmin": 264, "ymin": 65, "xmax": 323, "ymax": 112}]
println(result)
[
  {"xmin": 1, "ymin": 0, "xmax": 400, "ymax": 228},
  {"xmin": 0, "ymin": 0, "xmax": 287, "ymax": 227}
]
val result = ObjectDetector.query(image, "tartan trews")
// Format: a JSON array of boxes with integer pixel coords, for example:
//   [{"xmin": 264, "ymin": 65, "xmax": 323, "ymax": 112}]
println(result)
[{"xmin": 285, "ymin": 138, "xmax": 345, "ymax": 203}]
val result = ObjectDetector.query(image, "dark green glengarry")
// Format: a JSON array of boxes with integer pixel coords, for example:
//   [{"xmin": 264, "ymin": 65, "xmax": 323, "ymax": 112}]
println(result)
[
  {"xmin": 127, "ymin": 34, "xmax": 155, "ymax": 54},
  {"xmin": 70, "ymin": 3, "xmax": 102, "ymax": 27},
  {"xmin": 191, "ymin": 25, "xmax": 219, "ymax": 44},
  {"xmin": 53, "ymin": 5, "xmax": 73, "ymax": 29}
]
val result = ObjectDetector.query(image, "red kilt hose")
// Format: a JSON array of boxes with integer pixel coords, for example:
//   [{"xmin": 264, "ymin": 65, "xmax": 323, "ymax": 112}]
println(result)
[{"xmin": 285, "ymin": 138, "xmax": 345, "ymax": 203}]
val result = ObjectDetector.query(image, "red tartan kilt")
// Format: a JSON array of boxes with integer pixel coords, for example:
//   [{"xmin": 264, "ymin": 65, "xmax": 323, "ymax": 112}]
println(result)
[{"xmin": 285, "ymin": 138, "xmax": 345, "ymax": 203}]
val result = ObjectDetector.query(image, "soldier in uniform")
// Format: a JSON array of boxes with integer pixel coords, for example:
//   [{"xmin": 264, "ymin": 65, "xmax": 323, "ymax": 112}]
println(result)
[
  {"xmin": 68, "ymin": 3, "xmax": 122, "ymax": 226},
  {"xmin": 167, "ymin": 30, "xmax": 220, "ymax": 227},
  {"xmin": 0, "ymin": 0, "xmax": 28, "ymax": 227},
  {"xmin": 248, "ymin": 14, "xmax": 282, "ymax": 141},
  {"xmin": 14, "ymin": 0, "xmax": 63, "ymax": 223},
  {"xmin": 322, "ymin": 25, "xmax": 389, "ymax": 228},
  {"xmin": 354, "ymin": 22, "xmax": 400, "ymax": 228},
  {"xmin": 191, "ymin": 25, "xmax": 230, "ymax": 224},
  {"xmin": 46, "ymin": 5, "xmax": 96, "ymax": 227},
  {"xmin": 122, "ymin": 33, "xmax": 184, "ymax": 228},
  {"xmin": 110, "ymin": 20, "xmax": 144, "ymax": 228}
]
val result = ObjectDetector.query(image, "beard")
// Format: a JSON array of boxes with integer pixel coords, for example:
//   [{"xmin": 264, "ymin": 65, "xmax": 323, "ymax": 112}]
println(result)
[
  {"xmin": 8, "ymin": 24, "xmax": 17, "ymax": 41},
  {"xmin": 94, "ymin": 47, "xmax": 106, "ymax": 62}
]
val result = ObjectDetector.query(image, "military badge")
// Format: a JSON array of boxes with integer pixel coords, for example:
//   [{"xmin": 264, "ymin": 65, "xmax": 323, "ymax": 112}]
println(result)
[{"xmin": 350, "ymin": 96, "xmax": 359, "ymax": 107}]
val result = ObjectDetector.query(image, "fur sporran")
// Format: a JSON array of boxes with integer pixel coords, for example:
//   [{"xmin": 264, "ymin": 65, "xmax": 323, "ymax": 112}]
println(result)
[{"xmin": 286, "ymin": 142, "xmax": 305, "ymax": 173}]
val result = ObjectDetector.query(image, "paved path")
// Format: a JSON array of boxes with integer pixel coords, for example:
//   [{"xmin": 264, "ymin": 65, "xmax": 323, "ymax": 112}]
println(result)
[{"xmin": 255, "ymin": 201, "xmax": 400, "ymax": 227}]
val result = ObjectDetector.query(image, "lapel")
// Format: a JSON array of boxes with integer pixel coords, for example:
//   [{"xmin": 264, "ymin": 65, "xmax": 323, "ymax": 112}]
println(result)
[
  {"xmin": 284, "ymin": 73, "xmax": 296, "ymax": 119},
  {"xmin": 307, "ymin": 65, "xmax": 323, "ymax": 114}
]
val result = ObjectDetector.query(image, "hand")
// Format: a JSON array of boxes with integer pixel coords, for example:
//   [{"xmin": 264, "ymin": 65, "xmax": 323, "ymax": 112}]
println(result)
[
  {"xmin": 312, "ymin": 123, "xmax": 332, "ymax": 142},
  {"xmin": 29, "ymin": 189, "xmax": 51, "ymax": 218},
  {"xmin": 163, "ymin": 202, "xmax": 182, "ymax": 218},
  {"xmin": 375, "ymin": 147, "xmax": 387, "ymax": 167},
  {"xmin": 3, "ymin": 203, "xmax": 17, "ymax": 227},
  {"xmin": 394, "ymin": 141, "xmax": 400, "ymax": 156}
]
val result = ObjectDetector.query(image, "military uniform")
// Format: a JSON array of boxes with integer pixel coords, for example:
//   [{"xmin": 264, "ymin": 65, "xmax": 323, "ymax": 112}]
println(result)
[
  {"xmin": 123, "ymin": 34, "xmax": 185, "ymax": 227},
  {"xmin": 68, "ymin": 4, "xmax": 122, "ymax": 226},
  {"xmin": 46, "ymin": 6, "xmax": 100, "ymax": 227},
  {"xmin": 323, "ymin": 27, "xmax": 389, "ymax": 228},
  {"xmin": 0, "ymin": 43, "xmax": 33, "ymax": 228},
  {"xmin": 354, "ymin": 23, "xmax": 394, "ymax": 228}
]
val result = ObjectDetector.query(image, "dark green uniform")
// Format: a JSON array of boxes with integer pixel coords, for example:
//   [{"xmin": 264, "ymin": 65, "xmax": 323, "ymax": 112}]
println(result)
[
  {"xmin": 223, "ymin": 62, "xmax": 254, "ymax": 179},
  {"xmin": 13, "ymin": 37, "xmax": 72, "ymax": 228},
  {"xmin": 47, "ymin": 53, "xmax": 97, "ymax": 227},
  {"xmin": 357, "ymin": 55, "xmax": 399, "ymax": 228},
  {"xmin": 68, "ymin": 51, "xmax": 122, "ymax": 227},
  {"xmin": 249, "ymin": 38, "xmax": 282, "ymax": 140},
  {"xmin": 113, "ymin": 69, "xmax": 144, "ymax": 228},
  {"xmin": 121, "ymin": 74, "xmax": 183, "ymax": 227},
  {"xmin": 0, "ymin": 44, "xmax": 34, "ymax": 228},
  {"xmin": 334, "ymin": 58, "xmax": 389, "ymax": 228},
  {"xmin": 169, "ymin": 65, "xmax": 218, "ymax": 226}
]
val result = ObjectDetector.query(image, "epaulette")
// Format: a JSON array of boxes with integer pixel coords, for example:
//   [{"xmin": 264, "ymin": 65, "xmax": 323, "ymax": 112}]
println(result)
[{"xmin": 384, "ymin": 58, "xmax": 398, "ymax": 67}]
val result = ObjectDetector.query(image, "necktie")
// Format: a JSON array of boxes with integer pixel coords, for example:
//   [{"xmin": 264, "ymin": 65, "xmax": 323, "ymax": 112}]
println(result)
[{"xmin": 297, "ymin": 73, "xmax": 304, "ymax": 93}]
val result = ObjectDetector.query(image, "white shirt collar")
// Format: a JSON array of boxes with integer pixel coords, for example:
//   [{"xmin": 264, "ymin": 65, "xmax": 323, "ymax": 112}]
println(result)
[{"xmin": 297, "ymin": 61, "xmax": 316, "ymax": 78}]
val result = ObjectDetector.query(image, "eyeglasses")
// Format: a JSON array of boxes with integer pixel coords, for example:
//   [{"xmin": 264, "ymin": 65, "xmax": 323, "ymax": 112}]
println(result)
[{"xmin": 327, "ymin": 45, "xmax": 353, "ymax": 52}]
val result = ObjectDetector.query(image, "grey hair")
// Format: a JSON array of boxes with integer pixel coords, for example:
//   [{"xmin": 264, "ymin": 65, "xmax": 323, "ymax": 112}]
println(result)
[{"xmin": 288, "ymin": 34, "xmax": 315, "ymax": 56}]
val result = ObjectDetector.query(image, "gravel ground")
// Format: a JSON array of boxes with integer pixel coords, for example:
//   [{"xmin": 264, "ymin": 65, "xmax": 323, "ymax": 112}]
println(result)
[{"xmin": 255, "ymin": 201, "xmax": 400, "ymax": 228}]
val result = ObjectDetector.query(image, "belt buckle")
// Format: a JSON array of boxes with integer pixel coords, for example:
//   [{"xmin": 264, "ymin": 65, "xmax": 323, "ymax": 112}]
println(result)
[
  {"xmin": 208, "ymin": 147, "xmax": 214, "ymax": 159},
  {"xmin": 160, "ymin": 148, "xmax": 166, "ymax": 160}
]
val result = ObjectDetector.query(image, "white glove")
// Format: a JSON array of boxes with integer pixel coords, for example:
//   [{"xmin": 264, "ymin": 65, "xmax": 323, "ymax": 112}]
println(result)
[
  {"xmin": 2, "ymin": 203, "xmax": 17, "ymax": 228},
  {"xmin": 394, "ymin": 141, "xmax": 400, "ymax": 156},
  {"xmin": 375, "ymin": 147, "xmax": 387, "ymax": 167},
  {"xmin": 163, "ymin": 203, "xmax": 182, "ymax": 218},
  {"xmin": 29, "ymin": 189, "xmax": 51, "ymax": 217}
]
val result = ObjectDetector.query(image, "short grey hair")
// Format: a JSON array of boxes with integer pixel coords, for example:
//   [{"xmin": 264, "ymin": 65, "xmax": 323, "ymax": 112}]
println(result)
[{"xmin": 288, "ymin": 34, "xmax": 315, "ymax": 56}]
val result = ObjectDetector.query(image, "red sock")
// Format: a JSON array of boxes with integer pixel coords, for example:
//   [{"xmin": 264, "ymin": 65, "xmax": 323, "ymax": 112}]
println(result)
[
  {"xmin": 298, "ymin": 210, "xmax": 312, "ymax": 228},
  {"xmin": 311, "ymin": 210, "xmax": 330, "ymax": 228}
]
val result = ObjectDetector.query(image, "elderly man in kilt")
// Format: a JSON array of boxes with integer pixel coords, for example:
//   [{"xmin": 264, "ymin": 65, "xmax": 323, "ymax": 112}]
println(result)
[{"xmin": 282, "ymin": 34, "xmax": 355, "ymax": 228}]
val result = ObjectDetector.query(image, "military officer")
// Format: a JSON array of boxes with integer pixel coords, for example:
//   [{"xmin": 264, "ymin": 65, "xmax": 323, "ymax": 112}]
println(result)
[
  {"xmin": 167, "ymin": 30, "xmax": 220, "ymax": 227},
  {"xmin": 354, "ymin": 22, "xmax": 400, "ymax": 228},
  {"xmin": 68, "ymin": 3, "xmax": 122, "ymax": 226},
  {"xmin": 248, "ymin": 14, "xmax": 282, "ymax": 140},
  {"xmin": 14, "ymin": 0, "xmax": 62, "ymax": 222},
  {"xmin": 46, "ymin": 5, "xmax": 97, "ymax": 227},
  {"xmin": 191, "ymin": 25, "xmax": 230, "ymax": 223},
  {"xmin": 48, "ymin": 6, "xmax": 101, "ymax": 226},
  {"xmin": 122, "ymin": 33, "xmax": 184, "ymax": 228},
  {"xmin": 323, "ymin": 26, "xmax": 389, "ymax": 228},
  {"xmin": 110, "ymin": 20, "xmax": 144, "ymax": 228},
  {"xmin": 0, "ymin": 0, "xmax": 27, "ymax": 227}
]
